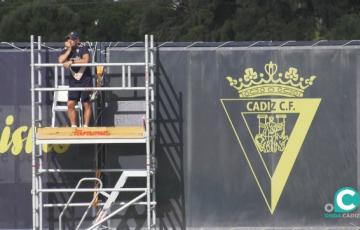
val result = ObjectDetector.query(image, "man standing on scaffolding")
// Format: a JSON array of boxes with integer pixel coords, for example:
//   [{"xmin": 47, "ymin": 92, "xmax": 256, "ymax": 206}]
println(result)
[{"xmin": 58, "ymin": 32, "xmax": 92, "ymax": 127}]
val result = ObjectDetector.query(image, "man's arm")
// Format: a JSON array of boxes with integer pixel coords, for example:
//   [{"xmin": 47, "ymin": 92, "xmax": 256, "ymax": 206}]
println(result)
[
  {"xmin": 58, "ymin": 47, "xmax": 71, "ymax": 64},
  {"xmin": 58, "ymin": 41, "xmax": 74, "ymax": 68},
  {"xmin": 58, "ymin": 40, "xmax": 72, "ymax": 63}
]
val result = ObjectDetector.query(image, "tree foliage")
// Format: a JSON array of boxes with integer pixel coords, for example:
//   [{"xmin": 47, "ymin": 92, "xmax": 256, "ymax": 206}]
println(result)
[{"xmin": 0, "ymin": 0, "xmax": 359, "ymax": 41}]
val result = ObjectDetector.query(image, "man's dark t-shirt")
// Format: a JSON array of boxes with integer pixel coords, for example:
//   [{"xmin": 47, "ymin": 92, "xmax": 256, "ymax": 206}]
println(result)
[
  {"xmin": 60, "ymin": 43, "xmax": 92, "ymax": 81},
  {"xmin": 60, "ymin": 43, "xmax": 92, "ymax": 101}
]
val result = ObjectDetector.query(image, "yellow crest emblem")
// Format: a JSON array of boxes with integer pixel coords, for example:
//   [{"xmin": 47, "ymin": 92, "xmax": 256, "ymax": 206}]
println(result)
[{"xmin": 221, "ymin": 61, "xmax": 321, "ymax": 214}]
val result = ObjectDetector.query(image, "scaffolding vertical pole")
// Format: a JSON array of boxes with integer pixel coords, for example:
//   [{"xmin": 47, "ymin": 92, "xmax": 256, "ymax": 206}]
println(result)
[
  {"xmin": 54, "ymin": 66, "xmax": 59, "ymax": 88},
  {"xmin": 144, "ymin": 34, "xmax": 151, "ymax": 230},
  {"xmin": 61, "ymin": 67, "xmax": 65, "ymax": 85},
  {"xmin": 91, "ymin": 44, "xmax": 96, "ymax": 125},
  {"xmin": 37, "ymin": 36, "xmax": 43, "ymax": 229},
  {"xmin": 37, "ymin": 36, "xmax": 42, "ymax": 126},
  {"xmin": 150, "ymin": 34, "xmax": 156, "ymax": 227},
  {"xmin": 30, "ymin": 35, "xmax": 38, "ymax": 230},
  {"xmin": 127, "ymin": 66, "xmax": 131, "ymax": 87},
  {"xmin": 122, "ymin": 65, "xmax": 126, "ymax": 87}
]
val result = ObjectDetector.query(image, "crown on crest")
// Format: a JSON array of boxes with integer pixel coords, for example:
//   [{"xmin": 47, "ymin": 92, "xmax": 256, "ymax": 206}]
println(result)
[{"xmin": 226, "ymin": 61, "xmax": 316, "ymax": 98}]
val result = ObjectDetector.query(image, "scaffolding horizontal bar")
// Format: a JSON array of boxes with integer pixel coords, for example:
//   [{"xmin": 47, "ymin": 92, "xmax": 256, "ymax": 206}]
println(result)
[
  {"xmin": 43, "ymin": 201, "xmax": 157, "ymax": 208},
  {"xmin": 39, "ymin": 169, "xmax": 148, "ymax": 173},
  {"xmin": 39, "ymin": 188, "xmax": 147, "ymax": 193},
  {"xmin": 33, "ymin": 62, "xmax": 146, "ymax": 67},
  {"xmin": 34, "ymin": 86, "xmax": 152, "ymax": 91}
]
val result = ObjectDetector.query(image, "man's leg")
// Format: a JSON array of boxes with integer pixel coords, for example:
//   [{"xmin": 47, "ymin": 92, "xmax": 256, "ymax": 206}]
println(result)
[
  {"xmin": 82, "ymin": 100, "xmax": 92, "ymax": 127},
  {"xmin": 67, "ymin": 100, "xmax": 77, "ymax": 126},
  {"xmin": 80, "ymin": 77, "xmax": 93, "ymax": 127}
]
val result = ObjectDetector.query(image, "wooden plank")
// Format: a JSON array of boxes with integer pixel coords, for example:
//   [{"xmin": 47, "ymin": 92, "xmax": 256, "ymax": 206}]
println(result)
[{"xmin": 37, "ymin": 127, "xmax": 145, "ymax": 140}]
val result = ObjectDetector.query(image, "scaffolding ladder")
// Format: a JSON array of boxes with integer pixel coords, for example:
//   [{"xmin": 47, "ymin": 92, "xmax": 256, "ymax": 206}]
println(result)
[{"xmin": 30, "ymin": 35, "xmax": 156, "ymax": 229}]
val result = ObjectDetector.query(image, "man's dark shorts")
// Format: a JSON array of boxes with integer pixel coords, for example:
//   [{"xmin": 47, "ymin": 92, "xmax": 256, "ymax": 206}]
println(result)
[{"xmin": 68, "ymin": 76, "xmax": 92, "ymax": 102}]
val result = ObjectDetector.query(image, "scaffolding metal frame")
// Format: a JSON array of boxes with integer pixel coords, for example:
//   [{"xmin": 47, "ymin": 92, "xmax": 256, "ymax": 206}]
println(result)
[{"xmin": 30, "ymin": 34, "xmax": 156, "ymax": 229}]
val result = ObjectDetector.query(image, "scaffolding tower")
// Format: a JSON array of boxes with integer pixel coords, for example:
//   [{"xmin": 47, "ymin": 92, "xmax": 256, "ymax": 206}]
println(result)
[{"xmin": 30, "ymin": 35, "xmax": 156, "ymax": 229}]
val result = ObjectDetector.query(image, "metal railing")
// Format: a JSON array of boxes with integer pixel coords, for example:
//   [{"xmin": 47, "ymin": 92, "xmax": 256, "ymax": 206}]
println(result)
[{"xmin": 59, "ymin": 177, "xmax": 103, "ymax": 230}]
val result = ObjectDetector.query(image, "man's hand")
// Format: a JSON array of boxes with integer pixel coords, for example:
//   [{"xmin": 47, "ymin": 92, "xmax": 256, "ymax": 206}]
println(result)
[
  {"xmin": 63, "ymin": 60, "xmax": 72, "ymax": 69},
  {"xmin": 65, "ymin": 39, "xmax": 76, "ymax": 49},
  {"xmin": 64, "ymin": 40, "xmax": 71, "ymax": 48}
]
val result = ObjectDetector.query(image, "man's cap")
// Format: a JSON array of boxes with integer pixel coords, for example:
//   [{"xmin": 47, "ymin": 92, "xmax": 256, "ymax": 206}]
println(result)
[{"xmin": 65, "ymin": 31, "xmax": 79, "ymax": 40}]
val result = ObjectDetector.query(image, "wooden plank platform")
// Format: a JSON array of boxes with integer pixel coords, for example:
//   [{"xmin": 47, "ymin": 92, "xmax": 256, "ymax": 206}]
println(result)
[{"xmin": 36, "ymin": 127, "xmax": 146, "ymax": 144}]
